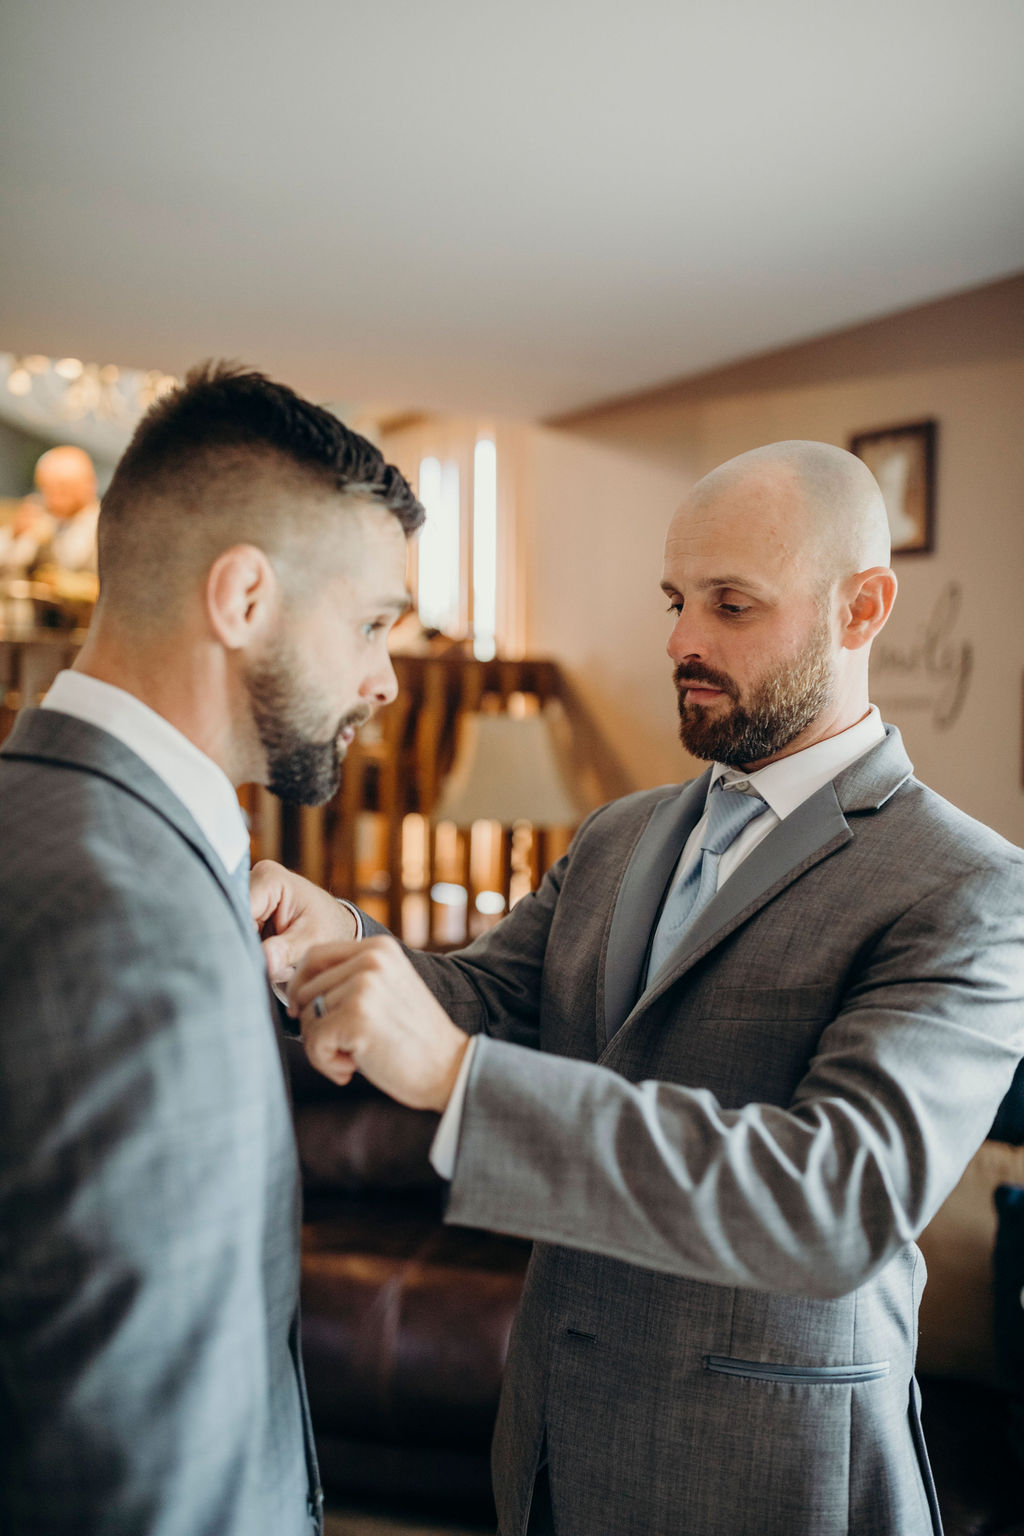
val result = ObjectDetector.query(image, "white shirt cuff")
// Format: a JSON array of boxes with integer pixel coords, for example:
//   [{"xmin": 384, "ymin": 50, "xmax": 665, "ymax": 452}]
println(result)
[
  {"xmin": 429, "ymin": 1035, "xmax": 479, "ymax": 1180},
  {"xmin": 335, "ymin": 897, "xmax": 363, "ymax": 938}
]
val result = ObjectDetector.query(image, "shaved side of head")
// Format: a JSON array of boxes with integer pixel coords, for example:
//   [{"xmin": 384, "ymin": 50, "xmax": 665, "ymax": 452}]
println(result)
[
  {"xmin": 100, "ymin": 446, "xmax": 359, "ymax": 626},
  {"xmin": 96, "ymin": 363, "xmax": 424, "ymax": 631},
  {"xmin": 689, "ymin": 440, "xmax": 891, "ymax": 583}
]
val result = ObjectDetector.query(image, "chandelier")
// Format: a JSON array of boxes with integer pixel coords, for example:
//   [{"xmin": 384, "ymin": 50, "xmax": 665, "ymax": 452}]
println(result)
[{"xmin": 0, "ymin": 352, "xmax": 178, "ymax": 458}]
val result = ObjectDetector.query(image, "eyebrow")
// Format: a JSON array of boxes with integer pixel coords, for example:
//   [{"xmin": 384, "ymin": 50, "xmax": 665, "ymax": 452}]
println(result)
[
  {"xmin": 661, "ymin": 575, "xmax": 772, "ymax": 597},
  {"xmin": 379, "ymin": 593, "xmax": 413, "ymax": 616}
]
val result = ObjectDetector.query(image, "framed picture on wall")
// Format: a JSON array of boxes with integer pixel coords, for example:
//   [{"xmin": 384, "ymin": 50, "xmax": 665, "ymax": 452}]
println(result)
[{"xmin": 849, "ymin": 419, "xmax": 937, "ymax": 555}]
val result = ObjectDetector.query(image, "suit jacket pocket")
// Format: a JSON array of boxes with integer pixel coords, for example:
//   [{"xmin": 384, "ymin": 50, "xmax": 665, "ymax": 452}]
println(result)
[{"xmin": 704, "ymin": 1354, "xmax": 891, "ymax": 1384}]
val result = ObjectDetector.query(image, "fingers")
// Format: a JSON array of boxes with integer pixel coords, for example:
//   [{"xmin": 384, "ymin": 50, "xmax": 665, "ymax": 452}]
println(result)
[
  {"xmin": 293, "ymin": 935, "xmax": 469, "ymax": 1112},
  {"xmin": 309, "ymin": 1040, "xmax": 359, "ymax": 1087},
  {"xmin": 261, "ymin": 936, "xmax": 294, "ymax": 986},
  {"xmin": 249, "ymin": 859, "xmax": 289, "ymax": 926},
  {"xmin": 297, "ymin": 973, "xmax": 367, "ymax": 1082},
  {"xmin": 253, "ymin": 862, "xmax": 359, "ymax": 981},
  {"xmin": 307, "ymin": 1029, "xmax": 359, "ymax": 1086},
  {"xmin": 294, "ymin": 974, "xmax": 346, "ymax": 1032},
  {"xmin": 291, "ymin": 939, "xmax": 399, "ymax": 1065},
  {"xmin": 289, "ymin": 936, "xmax": 396, "ymax": 1015}
]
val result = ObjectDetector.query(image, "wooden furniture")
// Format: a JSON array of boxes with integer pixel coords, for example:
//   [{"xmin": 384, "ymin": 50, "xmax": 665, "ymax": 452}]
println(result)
[
  {"xmin": 0, "ymin": 626, "xmax": 87, "ymax": 742},
  {"xmin": 253, "ymin": 653, "xmax": 574, "ymax": 947}
]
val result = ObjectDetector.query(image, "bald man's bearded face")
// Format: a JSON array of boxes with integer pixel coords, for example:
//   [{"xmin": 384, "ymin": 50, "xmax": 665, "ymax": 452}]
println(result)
[{"xmin": 675, "ymin": 607, "xmax": 836, "ymax": 768}]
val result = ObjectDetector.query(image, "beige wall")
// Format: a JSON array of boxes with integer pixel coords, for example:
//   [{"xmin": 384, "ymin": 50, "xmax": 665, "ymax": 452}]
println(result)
[
  {"xmin": 519, "ymin": 429, "xmax": 698, "ymax": 802},
  {"xmin": 523, "ymin": 277, "xmax": 1024, "ymax": 842}
]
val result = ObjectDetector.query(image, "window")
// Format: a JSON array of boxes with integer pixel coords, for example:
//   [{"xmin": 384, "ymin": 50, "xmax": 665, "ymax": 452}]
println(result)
[{"xmin": 379, "ymin": 417, "xmax": 523, "ymax": 660}]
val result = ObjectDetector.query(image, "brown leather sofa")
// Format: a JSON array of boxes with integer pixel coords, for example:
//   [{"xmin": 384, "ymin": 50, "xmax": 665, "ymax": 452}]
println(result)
[
  {"xmin": 289, "ymin": 1046, "xmax": 528, "ymax": 1520},
  {"xmin": 290, "ymin": 1041, "xmax": 1024, "ymax": 1531}
]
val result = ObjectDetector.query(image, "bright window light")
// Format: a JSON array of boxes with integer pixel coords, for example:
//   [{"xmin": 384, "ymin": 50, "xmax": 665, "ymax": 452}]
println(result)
[
  {"xmin": 417, "ymin": 456, "xmax": 461, "ymax": 635},
  {"xmin": 473, "ymin": 437, "xmax": 497, "ymax": 661}
]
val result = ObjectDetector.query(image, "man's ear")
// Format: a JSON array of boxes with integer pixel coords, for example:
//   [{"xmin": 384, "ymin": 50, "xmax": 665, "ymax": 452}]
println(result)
[
  {"xmin": 205, "ymin": 544, "xmax": 279, "ymax": 651},
  {"xmin": 841, "ymin": 566, "xmax": 898, "ymax": 651}
]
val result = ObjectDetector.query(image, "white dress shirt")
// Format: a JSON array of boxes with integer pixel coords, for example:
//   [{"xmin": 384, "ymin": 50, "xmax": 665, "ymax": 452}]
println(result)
[
  {"xmin": 430, "ymin": 706, "xmax": 887, "ymax": 1178},
  {"xmin": 42, "ymin": 670, "xmax": 250, "ymax": 875},
  {"xmin": 662, "ymin": 705, "xmax": 886, "ymax": 899}
]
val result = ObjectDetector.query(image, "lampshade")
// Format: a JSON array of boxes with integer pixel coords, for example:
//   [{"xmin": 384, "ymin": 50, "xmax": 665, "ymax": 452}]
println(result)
[{"xmin": 433, "ymin": 705, "xmax": 586, "ymax": 827}]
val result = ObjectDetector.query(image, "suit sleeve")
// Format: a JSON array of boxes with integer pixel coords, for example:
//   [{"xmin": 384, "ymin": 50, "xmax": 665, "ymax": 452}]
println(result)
[
  {"xmin": 0, "ymin": 875, "xmax": 283, "ymax": 1534},
  {"xmin": 436, "ymin": 857, "xmax": 1024, "ymax": 1299}
]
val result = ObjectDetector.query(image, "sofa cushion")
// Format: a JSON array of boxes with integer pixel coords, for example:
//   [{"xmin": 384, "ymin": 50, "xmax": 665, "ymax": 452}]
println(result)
[
  {"xmin": 917, "ymin": 1140, "xmax": 1024, "ymax": 1385},
  {"xmin": 301, "ymin": 1197, "xmax": 530, "ymax": 1449},
  {"xmin": 288, "ymin": 1045, "xmax": 443, "ymax": 1193}
]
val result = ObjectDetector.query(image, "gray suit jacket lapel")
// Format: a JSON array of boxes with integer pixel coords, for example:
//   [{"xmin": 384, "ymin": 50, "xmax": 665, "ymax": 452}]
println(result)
[
  {"xmin": 1, "ymin": 707, "xmax": 259, "ymax": 954},
  {"xmin": 602, "ymin": 726, "xmax": 914, "ymax": 1054},
  {"xmin": 601, "ymin": 770, "xmax": 712, "ymax": 1043}
]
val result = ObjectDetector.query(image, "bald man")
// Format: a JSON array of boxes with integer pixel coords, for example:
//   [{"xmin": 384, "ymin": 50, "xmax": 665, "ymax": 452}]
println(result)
[
  {"xmin": 33, "ymin": 444, "xmax": 100, "ymax": 573},
  {"xmin": 253, "ymin": 442, "xmax": 1024, "ymax": 1536}
]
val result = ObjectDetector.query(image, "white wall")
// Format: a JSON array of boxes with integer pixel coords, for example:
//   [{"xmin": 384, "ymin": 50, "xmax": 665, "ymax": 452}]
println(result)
[{"xmin": 520, "ymin": 428, "xmax": 703, "ymax": 800}]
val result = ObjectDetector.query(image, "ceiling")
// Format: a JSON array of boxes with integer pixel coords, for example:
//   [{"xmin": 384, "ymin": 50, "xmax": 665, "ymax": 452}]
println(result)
[{"xmin": 2, "ymin": 0, "xmax": 1022, "ymax": 421}]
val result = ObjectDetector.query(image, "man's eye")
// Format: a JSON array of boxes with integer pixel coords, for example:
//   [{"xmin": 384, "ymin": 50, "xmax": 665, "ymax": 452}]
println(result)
[
  {"xmin": 665, "ymin": 601, "xmax": 683, "ymax": 616},
  {"xmin": 719, "ymin": 603, "xmax": 749, "ymax": 616}
]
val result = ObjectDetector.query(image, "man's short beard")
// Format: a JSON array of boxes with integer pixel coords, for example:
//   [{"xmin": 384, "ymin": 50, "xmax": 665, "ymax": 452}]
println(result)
[
  {"xmin": 675, "ymin": 612, "xmax": 836, "ymax": 768},
  {"xmin": 245, "ymin": 647, "xmax": 368, "ymax": 807}
]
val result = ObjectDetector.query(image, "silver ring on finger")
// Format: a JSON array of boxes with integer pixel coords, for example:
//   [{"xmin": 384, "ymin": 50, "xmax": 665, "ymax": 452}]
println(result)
[{"xmin": 312, "ymin": 993, "xmax": 327, "ymax": 1019}]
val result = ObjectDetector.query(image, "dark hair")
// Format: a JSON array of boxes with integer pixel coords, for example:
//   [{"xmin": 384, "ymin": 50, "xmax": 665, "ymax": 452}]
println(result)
[
  {"xmin": 96, "ymin": 362, "xmax": 424, "ymax": 620},
  {"xmin": 102, "ymin": 361, "xmax": 424, "ymax": 533}
]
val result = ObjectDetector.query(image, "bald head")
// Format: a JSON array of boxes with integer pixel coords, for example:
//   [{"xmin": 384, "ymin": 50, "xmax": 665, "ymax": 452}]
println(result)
[
  {"xmin": 687, "ymin": 440, "xmax": 891, "ymax": 583},
  {"xmin": 34, "ymin": 445, "xmax": 97, "ymax": 522},
  {"xmin": 663, "ymin": 440, "xmax": 898, "ymax": 766}
]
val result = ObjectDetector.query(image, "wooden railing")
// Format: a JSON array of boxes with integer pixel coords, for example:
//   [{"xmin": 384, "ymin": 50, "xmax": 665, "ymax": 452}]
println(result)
[{"xmin": 249, "ymin": 653, "xmax": 574, "ymax": 946}]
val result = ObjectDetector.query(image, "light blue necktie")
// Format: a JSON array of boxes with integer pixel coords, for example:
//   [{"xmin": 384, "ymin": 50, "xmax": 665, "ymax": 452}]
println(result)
[
  {"xmin": 230, "ymin": 852, "xmax": 251, "ymax": 912},
  {"xmin": 645, "ymin": 782, "xmax": 769, "ymax": 986}
]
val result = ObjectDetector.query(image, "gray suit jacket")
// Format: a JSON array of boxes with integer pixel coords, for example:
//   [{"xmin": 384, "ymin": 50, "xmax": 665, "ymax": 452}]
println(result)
[
  {"xmin": 393, "ymin": 727, "xmax": 1024, "ymax": 1536},
  {"xmin": 0, "ymin": 708, "xmax": 320, "ymax": 1535}
]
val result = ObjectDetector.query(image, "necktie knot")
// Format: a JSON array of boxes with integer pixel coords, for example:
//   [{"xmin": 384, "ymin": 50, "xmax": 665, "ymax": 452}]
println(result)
[
  {"xmin": 642, "ymin": 780, "xmax": 769, "ymax": 993},
  {"xmin": 701, "ymin": 783, "xmax": 768, "ymax": 855}
]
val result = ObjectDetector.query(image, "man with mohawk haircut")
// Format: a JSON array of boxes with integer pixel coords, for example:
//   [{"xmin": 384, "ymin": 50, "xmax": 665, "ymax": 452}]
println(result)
[{"xmin": 0, "ymin": 363, "xmax": 422, "ymax": 1535}]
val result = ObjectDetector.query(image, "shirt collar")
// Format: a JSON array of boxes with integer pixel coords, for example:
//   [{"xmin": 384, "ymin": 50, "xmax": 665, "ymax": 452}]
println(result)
[
  {"xmin": 42, "ymin": 671, "xmax": 250, "ymax": 874},
  {"xmin": 708, "ymin": 705, "xmax": 886, "ymax": 821}
]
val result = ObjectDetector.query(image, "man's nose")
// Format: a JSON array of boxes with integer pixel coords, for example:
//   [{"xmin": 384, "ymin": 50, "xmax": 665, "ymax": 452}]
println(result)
[
  {"xmin": 364, "ymin": 651, "xmax": 399, "ymax": 707},
  {"xmin": 666, "ymin": 609, "xmax": 709, "ymax": 664}
]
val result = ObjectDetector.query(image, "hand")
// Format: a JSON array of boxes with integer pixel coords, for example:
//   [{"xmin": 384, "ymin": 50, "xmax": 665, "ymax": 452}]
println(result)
[
  {"xmin": 290, "ymin": 936, "xmax": 470, "ymax": 1113},
  {"xmin": 249, "ymin": 860, "xmax": 357, "ymax": 991}
]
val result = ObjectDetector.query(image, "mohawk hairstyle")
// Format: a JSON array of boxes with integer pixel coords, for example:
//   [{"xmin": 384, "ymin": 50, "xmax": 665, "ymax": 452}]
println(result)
[{"xmin": 102, "ymin": 361, "xmax": 424, "ymax": 534}]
